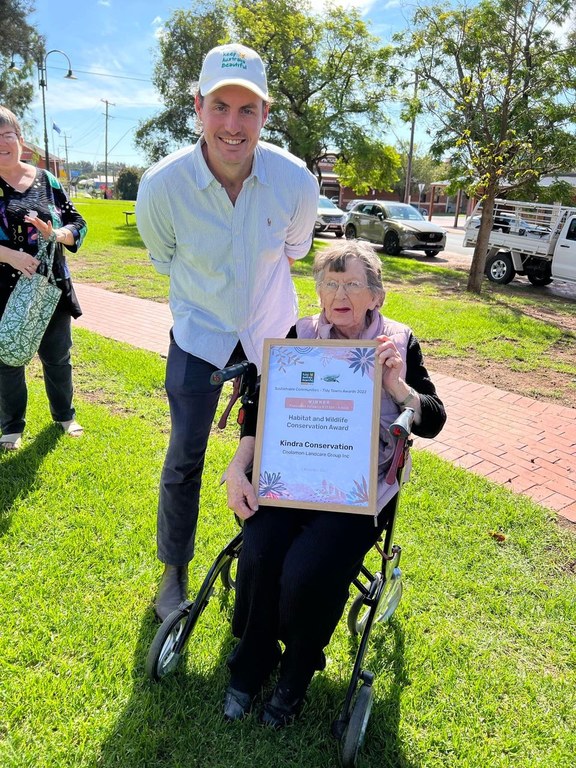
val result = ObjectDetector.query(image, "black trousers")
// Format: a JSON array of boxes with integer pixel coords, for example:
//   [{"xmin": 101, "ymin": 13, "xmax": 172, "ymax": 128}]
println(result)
[
  {"xmin": 0, "ymin": 308, "xmax": 75, "ymax": 435},
  {"xmin": 228, "ymin": 501, "xmax": 392, "ymax": 697}
]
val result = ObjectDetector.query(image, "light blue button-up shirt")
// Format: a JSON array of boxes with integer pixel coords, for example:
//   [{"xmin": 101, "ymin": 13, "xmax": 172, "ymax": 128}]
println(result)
[{"xmin": 136, "ymin": 139, "xmax": 319, "ymax": 370}]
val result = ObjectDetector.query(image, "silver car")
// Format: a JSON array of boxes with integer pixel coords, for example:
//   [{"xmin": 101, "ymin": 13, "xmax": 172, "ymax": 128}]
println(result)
[
  {"xmin": 315, "ymin": 195, "xmax": 346, "ymax": 237},
  {"xmin": 345, "ymin": 201, "xmax": 446, "ymax": 257}
]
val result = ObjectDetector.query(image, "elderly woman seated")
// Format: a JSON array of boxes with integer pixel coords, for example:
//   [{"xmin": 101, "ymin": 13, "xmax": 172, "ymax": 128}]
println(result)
[{"xmin": 223, "ymin": 240, "xmax": 446, "ymax": 727}]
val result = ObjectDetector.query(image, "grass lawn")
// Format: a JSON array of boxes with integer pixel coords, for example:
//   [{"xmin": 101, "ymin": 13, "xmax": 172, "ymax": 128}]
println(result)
[{"xmin": 1, "ymin": 330, "xmax": 575, "ymax": 767}]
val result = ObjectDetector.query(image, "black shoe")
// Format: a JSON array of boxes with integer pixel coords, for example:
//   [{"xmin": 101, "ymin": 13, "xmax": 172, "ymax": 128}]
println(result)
[
  {"xmin": 260, "ymin": 686, "xmax": 304, "ymax": 729},
  {"xmin": 223, "ymin": 686, "xmax": 253, "ymax": 721},
  {"xmin": 154, "ymin": 564, "xmax": 188, "ymax": 622}
]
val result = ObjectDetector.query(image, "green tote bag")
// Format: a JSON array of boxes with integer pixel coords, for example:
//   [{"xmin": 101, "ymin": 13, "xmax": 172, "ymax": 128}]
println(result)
[{"xmin": 0, "ymin": 232, "xmax": 61, "ymax": 367}]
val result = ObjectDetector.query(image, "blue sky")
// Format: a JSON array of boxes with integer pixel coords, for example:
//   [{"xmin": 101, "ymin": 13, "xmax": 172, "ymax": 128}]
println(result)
[{"xmin": 29, "ymin": 0, "xmax": 413, "ymax": 169}]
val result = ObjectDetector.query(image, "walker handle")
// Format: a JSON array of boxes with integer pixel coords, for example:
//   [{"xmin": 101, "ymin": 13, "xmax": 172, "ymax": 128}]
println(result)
[
  {"xmin": 389, "ymin": 407, "xmax": 415, "ymax": 440},
  {"xmin": 210, "ymin": 361, "xmax": 253, "ymax": 385}
]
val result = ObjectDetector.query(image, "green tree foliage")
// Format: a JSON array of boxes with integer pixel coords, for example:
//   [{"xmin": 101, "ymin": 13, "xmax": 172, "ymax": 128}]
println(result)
[
  {"xmin": 334, "ymin": 137, "xmax": 400, "ymax": 195},
  {"xmin": 233, "ymin": 0, "xmax": 393, "ymax": 175},
  {"xmin": 512, "ymin": 177, "xmax": 576, "ymax": 205},
  {"xmin": 397, "ymin": 0, "xmax": 576, "ymax": 293},
  {"xmin": 115, "ymin": 167, "xmax": 142, "ymax": 201},
  {"xmin": 392, "ymin": 142, "xmax": 449, "ymax": 202},
  {"xmin": 0, "ymin": 0, "xmax": 43, "ymax": 116},
  {"xmin": 536, "ymin": 180, "xmax": 576, "ymax": 206},
  {"xmin": 135, "ymin": 0, "xmax": 395, "ymax": 178}
]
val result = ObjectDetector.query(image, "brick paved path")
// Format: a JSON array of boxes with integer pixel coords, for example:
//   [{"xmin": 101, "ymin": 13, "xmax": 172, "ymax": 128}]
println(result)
[{"xmin": 74, "ymin": 283, "xmax": 576, "ymax": 523}]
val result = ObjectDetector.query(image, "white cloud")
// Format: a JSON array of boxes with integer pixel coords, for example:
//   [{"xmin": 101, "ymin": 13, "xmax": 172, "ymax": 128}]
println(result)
[{"xmin": 97, "ymin": 0, "xmax": 111, "ymax": 6}]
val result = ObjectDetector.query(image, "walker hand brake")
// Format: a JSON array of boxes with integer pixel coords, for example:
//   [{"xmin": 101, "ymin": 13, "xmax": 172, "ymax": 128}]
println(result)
[{"xmin": 385, "ymin": 408, "xmax": 415, "ymax": 485}]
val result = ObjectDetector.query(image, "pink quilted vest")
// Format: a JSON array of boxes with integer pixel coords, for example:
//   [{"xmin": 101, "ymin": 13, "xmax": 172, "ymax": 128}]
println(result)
[{"xmin": 295, "ymin": 310, "xmax": 412, "ymax": 511}]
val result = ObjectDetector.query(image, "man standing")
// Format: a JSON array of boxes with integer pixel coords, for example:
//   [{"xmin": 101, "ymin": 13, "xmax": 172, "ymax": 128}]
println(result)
[{"xmin": 136, "ymin": 43, "xmax": 319, "ymax": 621}]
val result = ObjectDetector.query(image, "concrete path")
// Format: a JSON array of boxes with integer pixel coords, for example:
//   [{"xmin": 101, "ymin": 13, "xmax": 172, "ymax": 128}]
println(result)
[{"xmin": 73, "ymin": 283, "xmax": 576, "ymax": 524}]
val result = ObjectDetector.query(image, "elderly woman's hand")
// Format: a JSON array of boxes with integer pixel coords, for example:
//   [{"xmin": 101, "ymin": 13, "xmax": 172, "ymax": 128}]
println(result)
[
  {"xmin": 376, "ymin": 334, "xmax": 404, "ymax": 390},
  {"xmin": 222, "ymin": 437, "xmax": 259, "ymax": 520},
  {"xmin": 376, "ymin": 334, "xmax": 422, "ymax": 422}
]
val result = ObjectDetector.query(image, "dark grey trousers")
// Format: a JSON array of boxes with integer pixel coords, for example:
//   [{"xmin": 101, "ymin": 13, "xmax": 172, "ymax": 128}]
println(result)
[{"xmin": 157, "ymin": 336, "xmax": 244, "ymax": 565}]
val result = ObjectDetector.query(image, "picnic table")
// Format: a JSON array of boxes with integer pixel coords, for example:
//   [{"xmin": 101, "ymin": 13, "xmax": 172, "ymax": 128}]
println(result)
[{"xmin": 123, "ymin": 210, "xmax": 135, "ymax": 225}]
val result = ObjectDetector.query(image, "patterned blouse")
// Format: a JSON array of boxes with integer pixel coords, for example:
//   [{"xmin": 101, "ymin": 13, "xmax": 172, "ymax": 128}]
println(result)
[{"xmin": 0, "ymin": 168, "xmax": 87, "ymax": 318}]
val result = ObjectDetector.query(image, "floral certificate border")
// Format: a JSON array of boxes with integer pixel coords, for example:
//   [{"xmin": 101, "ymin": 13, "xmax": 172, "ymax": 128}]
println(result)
[{"xmin": 252, "ymin": 339, "xmax": 382, "ymax": 515}]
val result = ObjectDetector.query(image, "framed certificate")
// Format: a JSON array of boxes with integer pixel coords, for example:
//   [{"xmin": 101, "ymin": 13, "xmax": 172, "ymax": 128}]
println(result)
[{"xmin": 252, "ymin": 339, "xmax": 382, "ymax": 515}]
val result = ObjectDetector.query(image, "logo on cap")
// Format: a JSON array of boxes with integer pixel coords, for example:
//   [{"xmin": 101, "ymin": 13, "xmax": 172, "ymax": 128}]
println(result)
[{"xmin": 221, "ymin": 51, "xmax": 248, "ymax": 70}]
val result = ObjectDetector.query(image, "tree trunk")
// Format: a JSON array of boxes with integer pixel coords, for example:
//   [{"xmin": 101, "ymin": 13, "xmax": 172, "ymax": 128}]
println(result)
[{"xmin": 466, "ymin": 186, "xmax": 498, "ymax": 294}]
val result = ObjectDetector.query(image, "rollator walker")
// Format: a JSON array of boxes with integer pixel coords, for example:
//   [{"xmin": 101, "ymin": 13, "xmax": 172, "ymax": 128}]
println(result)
[{"xmin": 146, "ymin": 361, "xmax": 414, "ymax": 768}]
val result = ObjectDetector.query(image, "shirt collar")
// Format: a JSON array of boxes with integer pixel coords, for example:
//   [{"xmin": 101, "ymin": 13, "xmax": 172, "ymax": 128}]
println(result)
[
  {"xmin": 192, "ymin": 137, "xmax": 269, "ymax": 190},
  {"xmin": 192, "ymin": 138, "xmax": 214, "ymax": 190}
]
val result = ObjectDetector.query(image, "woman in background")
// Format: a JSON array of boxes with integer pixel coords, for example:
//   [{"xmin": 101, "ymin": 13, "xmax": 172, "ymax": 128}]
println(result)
[{"xmin": 0, "ymin": 105, "xmax": 87, "ymax": 451}]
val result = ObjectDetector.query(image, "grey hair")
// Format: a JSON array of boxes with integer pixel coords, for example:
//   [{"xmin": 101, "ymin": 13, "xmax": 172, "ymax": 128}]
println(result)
[
  {"xmin": 313, "ymin": 240, "xmax": 385, "ymax": 307},
  {"xmin": 0, "ymin": 105, "xmax": 22, "ymax": 135}
]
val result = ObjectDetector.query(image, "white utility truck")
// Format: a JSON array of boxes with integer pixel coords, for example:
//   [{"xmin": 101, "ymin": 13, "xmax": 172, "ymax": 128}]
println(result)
[{"xmin": 463, "ymin": 199, "xmax": 576, "ymax": 286}]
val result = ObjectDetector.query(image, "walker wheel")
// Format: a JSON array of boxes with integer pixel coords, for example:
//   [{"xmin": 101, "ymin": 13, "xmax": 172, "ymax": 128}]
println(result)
[
  {"xmin": 347, "ymin": 593, "xmax": 371, "ymax": 636},
  {"xmin": 220, "ymin": 555, "xmax": 238, "ymax": 590},
  {"xmin": 146, "ymin": 608, "xmax": 189, "ymax": 681},
  {"xmin": 347, "ymin": 569, "xmax": 403, "ymax": 636},
  {"xmin": 340, "ymin": 683, "xmax": 374, "ymax": 767},
  {"xmin": 377, "ymin": 571, "xmax": 402, "ymax": 624}
]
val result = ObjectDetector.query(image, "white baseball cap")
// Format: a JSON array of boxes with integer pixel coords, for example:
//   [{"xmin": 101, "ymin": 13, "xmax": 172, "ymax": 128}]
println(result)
[{"xmin": 198, "ymin": 43, "xmax": 269, "ymax": 101}]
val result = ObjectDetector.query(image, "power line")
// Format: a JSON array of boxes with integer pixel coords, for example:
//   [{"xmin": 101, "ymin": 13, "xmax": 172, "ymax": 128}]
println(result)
[{"xmin": 47, "ymin": 64, "xmax": 151, "ymax": 83}]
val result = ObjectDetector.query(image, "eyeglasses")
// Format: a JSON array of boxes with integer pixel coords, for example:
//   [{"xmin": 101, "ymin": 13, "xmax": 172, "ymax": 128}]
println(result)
[
  {"xmin": 0, "ymin": 131, "xmax": 19, "ymax": 142},
  {"xmin": 319, "ymin": 280, "xmax": 369, "ymax": 295}
]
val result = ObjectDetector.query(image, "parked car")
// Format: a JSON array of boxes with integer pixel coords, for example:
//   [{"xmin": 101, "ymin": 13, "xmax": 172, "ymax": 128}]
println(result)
[
  {"xmin": 345, "ymin": 201, "xmax": 447, "ymax": 257},
  {"xmin": 467, "ymin": 214, "xmax": 550, "ymax": 238},
  {"xmin": 345, "ymin": 198, "xmax": 368, "ymax": 211},
  {"xmin": 315, "ymin": 195, "xmax": 346, "ymax": 237}
]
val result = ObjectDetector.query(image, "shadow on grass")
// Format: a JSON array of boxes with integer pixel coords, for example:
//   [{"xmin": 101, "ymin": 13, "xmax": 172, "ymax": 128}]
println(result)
[
  {"xmin": 0, "ymin": 425, "xmax": 61, "ymax": 535},
  {"xmin": 94, "ymin": 600, "xmax": 416, "ymax": 768},
  {"xmin": 357, "ymin": 619, "xmax": 417, "ymax": 768},
  {"xmin": 112, "ymin": 222, "xmax": 145, "ymax": 248}
]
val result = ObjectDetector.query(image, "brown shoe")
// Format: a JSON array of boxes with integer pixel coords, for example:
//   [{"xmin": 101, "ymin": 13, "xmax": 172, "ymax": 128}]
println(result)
[{"xmin": 154, "ymin": 564, "xmax": 188, "ymax": 622}]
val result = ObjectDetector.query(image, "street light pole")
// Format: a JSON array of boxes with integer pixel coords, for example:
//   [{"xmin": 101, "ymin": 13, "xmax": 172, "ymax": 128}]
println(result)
[
  {"xmin": 37, "ymin": 50, "xmax": 76, "ymax": 174},
  {"xmin": 403, "ymin": 72, "xmax": 420, "ymax": 205},
  {"xmin": 101, "ymin": 99, "xmax": 115, "ymax": 199}
]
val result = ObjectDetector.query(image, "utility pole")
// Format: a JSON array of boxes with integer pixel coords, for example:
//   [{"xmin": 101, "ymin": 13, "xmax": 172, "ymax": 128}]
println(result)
[
  {"xmin": 101, "ymin": 99, "xmax": 115, "ymax": 198},
  {"xmin": 62, "ymin": 133, "xmax": 71, "ymax": 194},
  {"xmin": 404, "ymin": 72, "xmax": 419, "ymax": 205}
]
